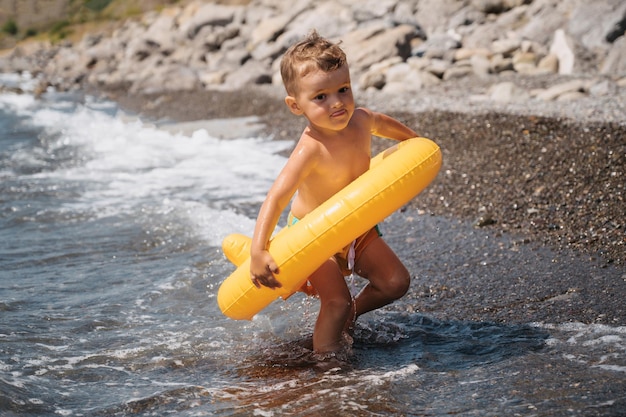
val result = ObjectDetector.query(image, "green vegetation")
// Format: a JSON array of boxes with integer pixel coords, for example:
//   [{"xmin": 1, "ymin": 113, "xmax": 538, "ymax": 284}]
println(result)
[
  {"xmin": 2, "ymin": 19, "xmax": 18, "ymax": 36},
  {"xmin": 49, "ymin": 20, "xmax": 72, "ymax": 41},
  {"xmin": 0, "ymin": 0, "xmax": 188, "ymax": 47},
  {"xmin": 84, "ymin": 0, "xmax": 114, "ymax": 12}
]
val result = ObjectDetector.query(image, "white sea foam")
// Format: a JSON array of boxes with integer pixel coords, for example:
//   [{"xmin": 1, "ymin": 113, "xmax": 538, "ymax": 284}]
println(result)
[
  {"xmin": 0, "ymin": 90, "xmax": 291, "ymax": 246},
  {"xmin": 359, "ymin": 363, "xmax": 420, "ymax": 385},
  {"xmin": 0, "ymin": 89, "xmax": 37, "ymax": 109},
  {"xmin": 0, "ymin": 71, "xmax": 39, "ymax": 92},
  {"xmin": 533, "ymin": 322, "xmax": 625, "ymax": 374}
]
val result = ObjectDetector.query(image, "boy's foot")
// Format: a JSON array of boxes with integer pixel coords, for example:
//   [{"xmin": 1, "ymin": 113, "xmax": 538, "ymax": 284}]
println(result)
[
  {"xmin": 312, "ymin": 332, "xmax": 354, "ymax": 371},
  {"xmin": 312, "ymin": 350, "xmax": 351, "ymax": 372}
]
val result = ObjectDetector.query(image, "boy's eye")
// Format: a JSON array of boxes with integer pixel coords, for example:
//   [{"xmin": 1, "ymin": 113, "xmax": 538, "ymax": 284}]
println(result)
[
  {"xmin": 339, "ymin": 87, "xmax": 350, "ymax": 93},
  {"xmin": 314, "ymin": 94, "xmax": 326, "ymax": 101}
]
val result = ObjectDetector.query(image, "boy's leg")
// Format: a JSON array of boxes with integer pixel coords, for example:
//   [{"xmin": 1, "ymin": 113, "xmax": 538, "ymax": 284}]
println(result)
[
  {"xmin": 308, "ymin": 259, "xmax": 353, "ymax": 353},
  {"xmin": 352, "ymin": 237, "xmax": 410, "ymax": 318}
]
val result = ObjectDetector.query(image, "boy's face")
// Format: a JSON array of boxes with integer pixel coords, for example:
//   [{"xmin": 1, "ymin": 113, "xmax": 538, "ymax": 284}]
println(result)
[{"xmin": 285, "ymin": 65, "xmax": 355, "ymax": 133}]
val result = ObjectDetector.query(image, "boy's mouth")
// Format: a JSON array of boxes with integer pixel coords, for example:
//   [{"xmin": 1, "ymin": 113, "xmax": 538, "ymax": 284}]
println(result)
[{"xmin": 331, "ymin": 109, "xmax": 347, "ymax": 118}]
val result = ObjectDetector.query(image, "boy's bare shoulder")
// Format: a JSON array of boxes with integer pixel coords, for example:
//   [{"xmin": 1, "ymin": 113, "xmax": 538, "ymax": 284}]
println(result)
[
  {"xmin": 355, "ymin": 106, "xmax": 374, "ymax": 117},
  {"xmin": 352, "ymin": 107, "xmax": 376, "ymax": 126},
  {"xmin": 289, "ymin": 129, "xmax": 323, "ymax": 162}
]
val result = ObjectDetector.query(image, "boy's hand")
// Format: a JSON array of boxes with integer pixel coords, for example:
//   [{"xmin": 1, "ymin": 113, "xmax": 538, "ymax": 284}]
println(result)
[{"xmin": 250, "ymin": 250, "xmax": 282, "ymax": 289}]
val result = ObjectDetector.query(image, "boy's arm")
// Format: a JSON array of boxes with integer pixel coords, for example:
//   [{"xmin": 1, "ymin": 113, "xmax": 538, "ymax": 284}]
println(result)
[
  {"xmin": 250, "ymin": 187, "xmax": 287, "ymax": 289},
  {"xmin": 250, "ymin": 140, "xmax": 317, "ymax": 289},
  {"xmin": 365, "ymin": 109, "xmax": 418, "ymax": 141}
]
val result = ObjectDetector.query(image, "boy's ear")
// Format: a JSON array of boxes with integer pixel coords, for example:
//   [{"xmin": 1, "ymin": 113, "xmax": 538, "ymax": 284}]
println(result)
[{"xmin": 285, "ymin": 96, "xmax": 303, "ymax": 115}]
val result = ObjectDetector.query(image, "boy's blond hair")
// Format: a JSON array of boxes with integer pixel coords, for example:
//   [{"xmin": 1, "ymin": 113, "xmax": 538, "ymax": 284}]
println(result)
[{"xmin": 280, "ymin": 30, "xmax": 347, "ymax": 96}]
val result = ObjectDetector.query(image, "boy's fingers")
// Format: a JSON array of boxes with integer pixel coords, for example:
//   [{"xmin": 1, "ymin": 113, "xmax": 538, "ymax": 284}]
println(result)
[
  {"xmin": 251, "ymin": 271, "xmax": 282, "ymax": 289},
  {"xmin": 268, "ymin": 264, "xmax": 282, "ymax": 287},
  {"xmin": 251, "ymin": 275, "xmax": 261, "ymax": 288}
]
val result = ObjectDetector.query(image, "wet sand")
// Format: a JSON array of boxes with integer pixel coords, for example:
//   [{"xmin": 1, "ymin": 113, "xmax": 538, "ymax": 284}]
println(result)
[{"xmin": 103, "ymin": 82, "xmax": 626, "ymax": 326}]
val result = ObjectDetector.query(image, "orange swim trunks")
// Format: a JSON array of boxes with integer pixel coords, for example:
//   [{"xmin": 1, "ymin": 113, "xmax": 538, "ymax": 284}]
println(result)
[{"xmin": 287, "ymin": 213, "xmax": 382, "ymax": 296}]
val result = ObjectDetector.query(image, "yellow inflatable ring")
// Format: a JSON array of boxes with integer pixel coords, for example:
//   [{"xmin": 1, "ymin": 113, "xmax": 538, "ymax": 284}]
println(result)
[{"xmin": 218, "ymin": 137, "xmax": 442, "ymax": 320}]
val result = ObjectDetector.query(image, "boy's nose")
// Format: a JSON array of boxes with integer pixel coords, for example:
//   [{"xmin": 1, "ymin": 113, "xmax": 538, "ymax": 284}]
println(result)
[{"xmin": 331, "ymin": 96, "xmax": 343, "ymax": 107}]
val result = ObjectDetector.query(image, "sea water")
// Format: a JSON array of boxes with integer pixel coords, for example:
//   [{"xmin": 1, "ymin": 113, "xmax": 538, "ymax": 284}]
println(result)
[{"xmin": 0, "ymin": 75, "xmax": 624, "ymax": 416}]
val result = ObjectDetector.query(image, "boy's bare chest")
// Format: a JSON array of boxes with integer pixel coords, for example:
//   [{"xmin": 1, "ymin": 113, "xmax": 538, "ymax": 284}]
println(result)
[{"xmin": 316, "ymin": 143, "xmax": 370, "ymax": 186}]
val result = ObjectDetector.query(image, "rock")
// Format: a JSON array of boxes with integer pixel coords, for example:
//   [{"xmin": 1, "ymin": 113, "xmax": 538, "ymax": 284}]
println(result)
[
  {"xmin": 130, "ymin": 65, "xmax": 200, "ymax": 94},
  {"xmin": 443, "ymin": 64, "xmax": 474, "ymax": 81},
  {"xmin": 461, "ymin": 4, "xmax": 528, "ymax": 49},
  {"xmin": 201, "ymin": 26, "xmax": 240, "ymax": 53},
  {"xmin": 537, "ymin": 53, "xmax": 559, "ymax": 73},
  {"xmin": 417, "ymin": 70, "xmax": 442, "ymax": 87},
  {"xmin": 518, "ymin": 0, "xmax": 569, "ymax": 45},
  {"xmin": 567, "ymin": 0, "xmax": 626, "ymax": 51},
  {"xmin": 413, "ymin": 31, "xmax": 462, "ymax": 59},
  {"xmin": 392, "ymin": 2, "xmax": 426, "ymax": 35},
  {"xmin": 383, "ymin": 80, "xmax": 416, "ymax": 94},
  {"xmin": 490, "ymin": 53, "xmax": 514, "ymax": 73},
  {"xmin": 491, "ymin": 38, "xmax": 521, "ymax": 56},
  {"xmin": 85, "ymin": 37, "xmax": 122, "ymax": 63},
  {"xmin": 179, "ymin": 3, "xmax": 242, "ymax": 39},
  {"xmin": 472, "ymin": 0, "xmax": 511, "ymax": 14},
  {"xmin": 470, "ymin": 54, "xmax": 491, "ymax": 77},
  {"xmin": 605, "ymin": 8, "xmax": 626, "ymax": 43},
  {"xmin": 449, "ymin": 5, "xmax": 487, "ymax": 30},
  {"xmin": 422, "ymin": 58, "xmax": 450, "ymax": 78},
  {"xmin": 534, "ymin": 79, "xmax": 587, "ymax": 101},
  {"xmin": 281, "ymin": 1, "xmax": 355, "ymax": 43},
  {"xmin": 143, "ymin": 10, "xmax": 179, "ymax": 53},
  {"xmin": 358, "ymin": 56, "xmax": 402, "ymax": 89},
  {"xmin": 589, "ymin": 79, "xmax": 613, "ymax": 97},
  {"xmin": 360, "ymin": 71, "xmax": 386, "ymax": 90},
  {"xmin": 512, "ymin": 51, "xmax": 538, "ymax": 74},
  {"xmin": 454, "ymin": 47, "xmax": 492, "ymax": 61},
  {"xmin": 223, "ymin": 59, "xmax": 273, "ymax": 90},
  {"xmin": 474, "ymin": 212, "xmax": 497, "ymax": 227},
  {"xmin": 414, "ymin": 0, "xmax": 468, "ymax": 35},
  {"xmin": 353, "ymin": 0, "xmax": 397, "ymax": 22},
  {"xmin": 250, "ymin": 39, "xmax": 286, "ymax": 61},
  {"xmin": 341, "ymin": 24, "xmax": 419, "ymax": 74},
  {"xmin": 489, "ymin": 81, "xmax": 530, "ymax": 102},
  {"xmin": 88, "ymin": 69, "xmax": 127, "ymax": 90},
  {"xmin": 556, "ymin": 90, "xmax": 587, "ymax": 101},
  {"xmin": 472, "ymin": 0, "xmax": 530, "ymax": 15},
  {"xmin": 198, "ymin": 69, "xmax": 228, "ymax": 86},
  {"xmin": 601, "ymin": 36, "xmax": 626, "ymax": 75},
  {"xmin": 248, "ymin": 14, "xmax": 292, "ymax": 51},
  {"xmin": 385, "ymin": 62, "xmax": 411, "ymax": 82},
  {"xmin": 550, "ymin": 29, "xmax": 575, "ymax": 75}
]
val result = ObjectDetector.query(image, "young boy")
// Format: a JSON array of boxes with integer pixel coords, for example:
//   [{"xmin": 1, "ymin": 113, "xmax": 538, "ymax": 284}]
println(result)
[{"xmin": 250, "ymin": 30, "xmax": 417, "ymax": 356}]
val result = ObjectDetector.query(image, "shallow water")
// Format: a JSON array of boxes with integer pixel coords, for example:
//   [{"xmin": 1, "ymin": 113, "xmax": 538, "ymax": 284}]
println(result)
[{"xmin": 0, "ymin": 76, "xmax": 624, "ymax": 416}]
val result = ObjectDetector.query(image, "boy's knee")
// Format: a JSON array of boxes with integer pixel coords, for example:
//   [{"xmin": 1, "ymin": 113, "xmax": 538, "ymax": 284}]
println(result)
[{"xmin": 387, "ymin": 268, "xmax": 410, "ymax": 300}]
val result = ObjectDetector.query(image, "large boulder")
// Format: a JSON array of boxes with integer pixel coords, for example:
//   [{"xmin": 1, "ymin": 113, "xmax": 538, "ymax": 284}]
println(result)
[{"xmin": 341, "ymin": 24, "xmax": 421, "ymax": 76}]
